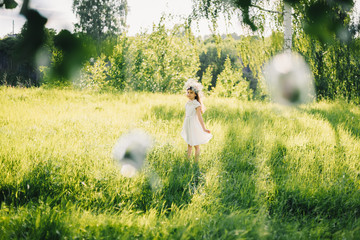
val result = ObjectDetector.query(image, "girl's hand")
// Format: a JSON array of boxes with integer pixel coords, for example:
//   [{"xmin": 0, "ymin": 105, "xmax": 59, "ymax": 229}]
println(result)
[{"xmin": 204, "ymin": 129, "xmax": 211, "ymax": 133}]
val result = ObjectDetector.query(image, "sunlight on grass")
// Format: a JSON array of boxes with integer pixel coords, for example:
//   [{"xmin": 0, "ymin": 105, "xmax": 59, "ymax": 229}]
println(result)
[{"xmin": 1, "ymin": 87, "xmax": 360, "ymax": 238}]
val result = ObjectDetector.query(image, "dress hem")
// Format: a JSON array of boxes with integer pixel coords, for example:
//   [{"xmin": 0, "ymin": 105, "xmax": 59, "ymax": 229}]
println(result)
[{"xmin": 181, "ymin": 133, "xmax": 212, "ymax": 146}]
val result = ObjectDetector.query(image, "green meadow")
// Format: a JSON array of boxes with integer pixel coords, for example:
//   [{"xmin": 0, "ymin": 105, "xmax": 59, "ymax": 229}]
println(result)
[{"xmin": 1, "ymin": 86, "xmax": 360, "ymax": 239}]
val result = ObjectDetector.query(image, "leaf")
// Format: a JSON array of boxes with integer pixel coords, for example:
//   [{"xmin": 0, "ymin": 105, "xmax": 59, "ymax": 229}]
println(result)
[{"xmin": 4, "ymin": 0, "xmax": 18, "ymax": 9}]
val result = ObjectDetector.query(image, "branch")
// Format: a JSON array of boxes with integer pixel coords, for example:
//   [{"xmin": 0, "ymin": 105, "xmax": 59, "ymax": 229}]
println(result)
[
  {"xmin": 20, "ymin": 0, "xmax": 29, "ymax": 15},
  {"xmin": 250, "ymin": 4, "xmax": 283, "ymax": 15}
]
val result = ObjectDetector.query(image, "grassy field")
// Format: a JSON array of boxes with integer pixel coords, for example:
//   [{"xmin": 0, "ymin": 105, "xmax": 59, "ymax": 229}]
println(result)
[{"xmin": 1, "ymin": 86, "xmax": 360, "ymax": 239}]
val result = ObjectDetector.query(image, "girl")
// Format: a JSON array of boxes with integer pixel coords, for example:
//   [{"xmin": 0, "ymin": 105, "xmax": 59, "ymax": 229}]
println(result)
[{"xmin": 181, "ymin": 79, "xmax": 212, "ymax": 162}]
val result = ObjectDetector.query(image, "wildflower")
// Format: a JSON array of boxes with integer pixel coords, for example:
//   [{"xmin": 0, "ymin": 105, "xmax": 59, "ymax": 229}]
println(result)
[
  {"xmin": 113, "ymin": 129, "xmax": 153, "ymax": 178},
  {"xmin": 264, "ymin": 52, "xmax": 316, "ymax": 105}
]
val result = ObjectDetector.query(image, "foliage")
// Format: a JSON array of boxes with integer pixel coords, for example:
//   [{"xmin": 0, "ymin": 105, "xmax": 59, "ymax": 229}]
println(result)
[
  {"xmin": 0, "ymin": 24, "xmax": 57, "ymax": 87},
  {"xmin": 36, "ymin": 30, "xmax": 97, "ymax": 88},
  {"xmin": 197, "ymin": 35, "xmax": 242, "ymax": 89},
  {"xmin": 191, "ymin": 0, "xmax": 356, "ymax": 43},
  {"xmin": 196, "ymin": 33, "xmax": 283, "ymax": 99},
  {"xmin": 51, "ymin": 30, "xmax": 95, "ymax": 81},
  {"xmin": 72, "ymin": 0, "xmax": 128, "ymax": 42},
  {"xmin": 2, "ymin": 0, "xmax": 358, "ymax": 94},
  {"xmin": 100, "ymin": 35, "xmax": 122, "ymax": 57},
  {"xmin": 17, "ymin": 0, "xmax": 48, "ymax": 64},
  {"xmin": 0, "ymin": 36, "xmax": 18, "ymax": 55},
  {"xmin": 75, "ymin": 21, "xmax": 200, "ymax": 93},
  {"xmin": 2, "ymin": 20, "xmax": 360, "ymax": 102},
  {"xmin": 1, "ymin": 88, "xmax": 360, "ymax": 238},
  {"xmin": 108, "ymin": 34, "xmax": 130, "ymax": 91},
  {"xmin": 294, "ymin": 30, "xmax": 360, "ymax": 102},
  {"xmin": 39, "ymin": 51, "xmax": 71, "ymax": 89},
  {"xmin": 124, "ymin": 21, "xmax": 200, "ymax": 92},
  {"xmin": 0, "ymin": 0, "xmax": 18, "ymax": 9},
  {"xmin": 212, "ymin": 56, "xmax": 250, "ymax": 99},
  {"xmin": 237, "ymin": 33, "xmax": 283, "ymax": 99},
  {"xmin": 291, "ymin": 0, "xmax": 354, "ymax": 43},
  {"xmin": 200, "ymin": 65, "xmax": 213, "ymax": 93},
  {"xmin": 0, "ymin": 0, "xmax": 109, "ymax": 83},
  {"xmin": 77, "ymin": 55, "xmax": 111, "ymax": 91},
  {"xmin": 197, "ymin": 29, "xmax": 359, "ymax": 102}
]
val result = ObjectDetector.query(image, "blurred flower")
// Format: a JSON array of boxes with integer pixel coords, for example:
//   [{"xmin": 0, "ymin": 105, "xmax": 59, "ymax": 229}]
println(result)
[
  {"xmin": 119, "ymin": 163, "xmax": 138, "ymax": 178},
  {"xmin": 149, "ymin": 171, "xmax": 163, "ymax": 191},
  {"xmin": 113, "ymin": 129, "xmax": 153, "ymax": 178},
  {"xmin": 35, "ymin": 47, "xmax": 51, "ymax": 68},
  {"xmin": 264, "ymin": 52, "xmax": 316, "ymax": 105}
]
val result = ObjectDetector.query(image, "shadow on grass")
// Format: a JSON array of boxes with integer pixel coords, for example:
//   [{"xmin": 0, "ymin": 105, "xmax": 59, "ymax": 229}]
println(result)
[
  {"xmin": 147, "ymin": 144, "xmax": 201, "ymax": 211},
  {"xmin": 0, "ymin": 160, "xmax": 155, "ymax": 213},
  {"xmin": 0, "ymin": 146, "xmax": 202, "ymax": 214},
  {"xmin": 305, "ymin": 103, "xmax": 360, "ymax": 140},
  {"xmin": 267, "ymin": 139, "xmax": 360, "ymax": 222},
  {"xmin": 263, "ymin": 119, "xmax": 360, "ymax": 237},
  {"xmin": 0, "ymin": 161, "xmax": 66, "ymax": 206},
  {"xmin": 216, "ymin": 125, "xmax": 259, "ymax": 212},
  {"xmin": 0, "ymin": 202, "xmax": 70, "ymax": 240}
]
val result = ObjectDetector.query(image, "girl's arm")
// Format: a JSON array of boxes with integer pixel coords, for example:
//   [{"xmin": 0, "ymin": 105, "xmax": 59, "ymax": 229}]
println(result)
[{"xmin": 196, "ymin": 107, "xmax": 211, "ymax": 133}]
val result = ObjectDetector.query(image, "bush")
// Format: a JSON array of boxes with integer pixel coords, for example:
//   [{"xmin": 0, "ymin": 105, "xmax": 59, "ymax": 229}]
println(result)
[
  {"xmin": 122, "ymin": 21, "xmax": 199, "ymax": 92},
  {"xmin": 77, "ymin": 55, "xmax": 112, "ymax": 91},
  {"xmin": 212, "ymin": 56, "xmax": 251, "ymax": 99}
]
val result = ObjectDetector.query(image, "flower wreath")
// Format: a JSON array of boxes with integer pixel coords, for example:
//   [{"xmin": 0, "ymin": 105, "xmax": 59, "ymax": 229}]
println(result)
[{"xmin": 184, "ymin": 78, "xmax": 203, "ymax": 94}]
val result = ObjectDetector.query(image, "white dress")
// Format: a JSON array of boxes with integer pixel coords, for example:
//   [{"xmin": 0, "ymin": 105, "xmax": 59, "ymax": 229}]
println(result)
[{"xmin": 181, "ymin": 99, "xmax": 213, "ymax": 146}]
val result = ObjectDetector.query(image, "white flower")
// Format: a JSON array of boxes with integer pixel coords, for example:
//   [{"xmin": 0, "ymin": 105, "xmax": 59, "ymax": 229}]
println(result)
[
  {"xmin": 264, "ymin": 52, "xmax": 316, "ymax": 105},
  {"xmin": 113, "ymin": 129, "xmax": 153, "ymax": 178},
  {"xmin": 184, "ymin": 78, "xmax": 203, "ymax": 94}
]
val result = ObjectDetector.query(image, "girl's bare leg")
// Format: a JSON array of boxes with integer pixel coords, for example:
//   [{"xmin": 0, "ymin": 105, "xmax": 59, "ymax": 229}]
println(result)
[
  {"xmin": 194, "ymin": 145, "xmax": 200, "ymax": 162},
  {"xmin": 187, "ymin": 144, "xmax": 193, "ymax": 159}
]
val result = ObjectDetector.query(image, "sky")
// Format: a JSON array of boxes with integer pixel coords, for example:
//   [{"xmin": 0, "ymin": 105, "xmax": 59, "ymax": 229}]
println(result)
[
  {"xmin": 0, "ymin": 0, "xmax": 359, "ymax": 38},
  {"xmin": 0, "ymin": 0, "xmax": 76, "ymax": 36}
]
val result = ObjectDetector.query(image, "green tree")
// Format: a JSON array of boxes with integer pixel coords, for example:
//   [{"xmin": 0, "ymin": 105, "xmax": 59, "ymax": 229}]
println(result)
[
  {"xmin": 72, "ymin": 0, "xmax": 128, "ymax": 42},
  {"xmin": 78, "ymin": 54, "xmax": 110, "ymax": 91},
  {"xmin": 125, "ymin": 20, "xmax": 199, "ymax": 93},
  {"xmin": 212, "ymin": 56, "xmax": 248, "ymax": 98},
  {"xmin": 0, "ymin": 22, "xmax": 57, "ymax": 87},
  {"xmin": 1, "ymin": 0, "xmax": 96, "ymax": 83},
  {"xmin": 294, "ymin": 30, "xmax": 360, "ymax": 102},
  {"xmin": 198, "ymin": 35, "xmax": 242, "ymax": 89},
  {"xmin": 201, "ymin": 65, "xmax": 214, "ymax": 93},
  {"xmin": 108, "ymin": 34, "xmax": 130, "ymax": 90}
]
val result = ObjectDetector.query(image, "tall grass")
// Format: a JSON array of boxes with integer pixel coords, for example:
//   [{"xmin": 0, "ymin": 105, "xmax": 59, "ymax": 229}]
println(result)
[{"xmin": 1, "ymin": 86, "xmax": 360, "ymax": 239}]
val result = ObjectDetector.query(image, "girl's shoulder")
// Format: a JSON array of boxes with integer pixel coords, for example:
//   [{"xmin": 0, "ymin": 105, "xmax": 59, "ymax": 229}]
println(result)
[
  {"xmin": 192, "ymin": 100, "xmax": 201, "ymax": 108},
  {"xmin": 186, "ymin": 100, "xmax": 200, "ymax": 108},
  {"xmin": 193, "ymin": 99, "xmax": 200, "ymax": 105}
]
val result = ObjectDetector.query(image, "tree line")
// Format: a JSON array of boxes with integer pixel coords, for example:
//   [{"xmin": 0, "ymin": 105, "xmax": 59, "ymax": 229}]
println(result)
[
  {"xmin": 1, "ymin": 21, "xmax": 359, "ymax": 103},
  {"xmin": 1, "ymin": 0, "xmax": 359, "ymax": 102}
]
